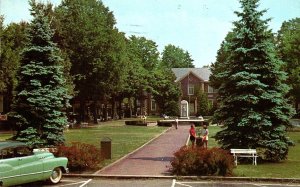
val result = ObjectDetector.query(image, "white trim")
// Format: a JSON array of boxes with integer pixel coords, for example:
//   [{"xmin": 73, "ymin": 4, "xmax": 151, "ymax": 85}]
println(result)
[
  {"xmin": 79, "ymin": 179, "xmax": 92, "ymax": 187},
  {"xmin": 188, "ymin": 84, "xmax": 194, "ymax": 95},
  {"xmin": 151, "ymin": 99, "xmax": 156, "ymax": 111},
  {"xmin": 0, "ymin": 170, "xmax": 52, "ymax": 180},
  {"xmin": 208, "ymin": 85, "xmax": 214, "ymax": 93}
]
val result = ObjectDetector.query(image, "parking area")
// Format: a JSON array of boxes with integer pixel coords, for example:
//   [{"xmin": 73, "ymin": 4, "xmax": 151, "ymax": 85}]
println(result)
[
  {"xmin": 18, "ymin": 178, "xmax": 92, "ymax": 187},
  {"xmin": 172, "ymin": 179, "xmax": 300, "ymax": 187},
  {"xmin": 18, "ymin": 178, "xmax": 300, "ymax": 187}
]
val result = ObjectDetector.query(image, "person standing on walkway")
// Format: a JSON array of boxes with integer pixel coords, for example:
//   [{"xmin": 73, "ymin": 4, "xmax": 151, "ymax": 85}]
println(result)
[
  {"xmin": 202, "ymin": 125, "xmax": 209, "ymax": 149},
  {"xmin": 175, "ymin": 117, "xmax": 179, "ymax": 129},
  {"xmin": 189, "ymin": 124, "xmax": 196, "ymax": 148}
]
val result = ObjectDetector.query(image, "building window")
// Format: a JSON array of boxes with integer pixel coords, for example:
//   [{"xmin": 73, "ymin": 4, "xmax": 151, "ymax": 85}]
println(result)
[
  {"xmin": 188, "ymin": 84, "xmax": 194, "ymax": 95},
  {"xmin": 151, "ymin": 99, "xmax": 156, "ymax": 111},
  {"xmin": 208, "ymin": 85, "xmax": 214, "ymax": 93},
  {"xmin": 209, "ymin": 99, "xmax": 214, "ymax": 106}
]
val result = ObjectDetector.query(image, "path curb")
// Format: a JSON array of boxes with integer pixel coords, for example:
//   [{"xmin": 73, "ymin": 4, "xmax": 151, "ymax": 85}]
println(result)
[{"xmin": 64, "ymin": 173, "xmax": 300, "ymax": 183}]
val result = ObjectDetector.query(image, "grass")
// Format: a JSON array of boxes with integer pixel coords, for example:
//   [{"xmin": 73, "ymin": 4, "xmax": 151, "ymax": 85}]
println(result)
[
  {"xmin": 0, "ymin": 119, "xmax": 167, "ymax": 169},
  {"xmin": 0, "ymin": 133, "xmax": 13, "ymax": 141},
  {"xmin": 208, "ymin": 126, "xmax": 300, "ymax": 178},
  {"xmin": 233, "ymin": 130, "xmax": 300, "ymax": 178},
  {"xmin": 64, "ymin": 120, "xmax": 167, "ymax": 167}
]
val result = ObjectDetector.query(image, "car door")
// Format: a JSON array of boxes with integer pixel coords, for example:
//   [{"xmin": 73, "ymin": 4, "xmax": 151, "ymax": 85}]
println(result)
[
  {"xmin": 15, "ymin": 146, "xmax": 44, "ymax": 184},
  {"xmin": 0, "ymin": 147, "xmax": 21, "ymax": 186}
]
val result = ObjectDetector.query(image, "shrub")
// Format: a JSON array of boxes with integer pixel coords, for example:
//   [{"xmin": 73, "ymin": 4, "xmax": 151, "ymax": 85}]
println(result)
[
  {"xmin": 157, "ymin": 121, "xmax": 173, "ymax": 127},
  {"xmin": 55, "ymin": 142, "xmax": 103, "ymax": 171},
  {"xmin": 170, "ymin": 146, "xmax": 234, "ymax": 176},
  {"xmin": 125, "ymin": 120, "xmax": 147, "ymax": 126}
]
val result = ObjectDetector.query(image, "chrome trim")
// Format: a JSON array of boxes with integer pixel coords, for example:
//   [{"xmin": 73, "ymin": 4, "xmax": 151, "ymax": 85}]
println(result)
[{"xmin": 0, "ymin": 170, "xmax": 52, "ymax": 180}]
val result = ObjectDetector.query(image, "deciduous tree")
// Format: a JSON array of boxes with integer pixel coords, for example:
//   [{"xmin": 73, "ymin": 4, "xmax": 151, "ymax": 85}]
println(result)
[
  {"xmin": 276, "ymin": 18, "xmax": 300, "ymax": 112},
  {"xmin": 0, "ymin": 17, "xmax": 28, "ymax": 113},
  {"xmin": 161, "ymin": 44, "xmax": 194, "ymax": 68}
]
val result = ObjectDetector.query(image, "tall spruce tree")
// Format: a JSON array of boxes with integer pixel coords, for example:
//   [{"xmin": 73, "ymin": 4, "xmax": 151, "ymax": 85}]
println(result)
[
  {"xmin": 11, "ymin": 0, "xmax": 70, "ymax": 147},
  {"xmin": 213, "ymin": 0, "xmax": 294, "ymax": 161}
]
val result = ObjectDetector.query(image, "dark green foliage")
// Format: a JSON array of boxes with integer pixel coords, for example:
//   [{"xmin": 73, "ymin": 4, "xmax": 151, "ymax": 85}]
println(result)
[
  {"xmin": 54, "ymin": 0, "xmax": 128, "ymax": 121},
  {"xmin": 195, "ymin": 87, "xmax": 212, "ymax": 116},
  {"xmin": 0, "ymin": 18, "xmax": 28, "ymax": 113},
  {"xmin": 125, "ymin": 120, "xmax": 147, "ymax": 126},
  {"xmin": 210, "ymin": 32, "xmax": 235, "ymax": 90},
  {"xmin": 161, "ymin": 44, "xmax": 195, "ymax": 68},
  {"xmin": 10, "ymin": 0, "xmax": 70, "ymax": 147},
  {"xmin": 211, "ymin": 0, "xmax": 295, "ymax": 161},
  {"xmin": 151, "ymin": 68, "xmax": 181, "ymax": 116},
  {"xmin": 157, "ymin": 121, "xmax": 173, "ymax": 127},
  {"xmin": 171, "ymin": 146, "xmax": 234, "ymax": 176},
  {"xmin": 276, "ymin": 18, "xmax": 300, "ymax": 112},
  {"xmin": 124, "ymin": 36, "xmax": 159, "ymax": 98},
  {"xmin": 56, "ymin": 142, "xmax": 103, "ymax": 171},
  {"xmin": 128, "ymin": 36, "xmax": 160, "ymax": 72}
]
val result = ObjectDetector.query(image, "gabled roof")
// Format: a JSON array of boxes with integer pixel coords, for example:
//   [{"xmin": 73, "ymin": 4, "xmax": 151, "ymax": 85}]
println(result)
[{"xmin": 172, "ymin": 68, "xmax": 211, "ymax": 82}]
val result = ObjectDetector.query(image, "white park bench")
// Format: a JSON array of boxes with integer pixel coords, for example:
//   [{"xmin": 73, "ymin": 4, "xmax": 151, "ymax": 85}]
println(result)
[{"xmin": 230, "ymin": 149, "xmax": 258, "ymax": 166}]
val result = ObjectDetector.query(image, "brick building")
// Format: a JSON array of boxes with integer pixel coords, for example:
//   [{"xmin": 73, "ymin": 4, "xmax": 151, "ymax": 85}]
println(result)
[{"xmin": 147, "ymin": 67, "xmax": 217, "ymax": 116}]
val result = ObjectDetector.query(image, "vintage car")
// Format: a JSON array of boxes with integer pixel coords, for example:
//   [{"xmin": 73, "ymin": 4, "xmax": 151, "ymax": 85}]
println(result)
[{"xmin": 0, "ymin": 141, "xmax": 68, "ymax": 187}]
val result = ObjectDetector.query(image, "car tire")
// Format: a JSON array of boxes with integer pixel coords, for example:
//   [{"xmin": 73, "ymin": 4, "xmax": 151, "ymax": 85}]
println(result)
[{"xmin": 49, "ymin": 167, "xmax": 62, "ymax": 184}]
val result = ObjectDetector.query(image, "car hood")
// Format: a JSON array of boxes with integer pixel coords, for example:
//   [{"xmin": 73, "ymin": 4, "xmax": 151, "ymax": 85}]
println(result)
[{"xmin": 33, "ymin": 151, "xmax": 55, "ymax": 158}]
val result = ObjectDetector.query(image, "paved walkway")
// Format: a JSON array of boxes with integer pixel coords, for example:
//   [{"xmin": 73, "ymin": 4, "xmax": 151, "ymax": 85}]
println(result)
[{"xmin": 96, "ymin": 125, "xmax": 190, "ymax": 176}]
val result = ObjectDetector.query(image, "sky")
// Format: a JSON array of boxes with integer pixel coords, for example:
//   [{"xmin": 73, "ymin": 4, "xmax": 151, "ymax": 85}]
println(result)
[{"xmin": 1, "ymin": 0, "xmax": 299, "ymax": 67}]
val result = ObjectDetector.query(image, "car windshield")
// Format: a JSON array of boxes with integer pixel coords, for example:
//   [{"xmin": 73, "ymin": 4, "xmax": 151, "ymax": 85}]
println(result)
[{"xmin": 0, "ymin": 146, "xmax": 33, "ymax": 159}]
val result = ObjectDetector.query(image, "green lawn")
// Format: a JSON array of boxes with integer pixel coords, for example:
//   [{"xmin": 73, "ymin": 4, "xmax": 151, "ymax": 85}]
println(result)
[
  {"xmin": 0, "ymin": 134, "xmax": 13, "ymax": 141},
  {"xmin": 64, "ymin": 120, "xmax": 167, "ymax": 167},
  {"xmin": 233, "ymin": 130, "xmax": 300, "ymax": 178},
  {"xmin": 206, "ymin": 125, "xmax": 300, "ymax": 178}
]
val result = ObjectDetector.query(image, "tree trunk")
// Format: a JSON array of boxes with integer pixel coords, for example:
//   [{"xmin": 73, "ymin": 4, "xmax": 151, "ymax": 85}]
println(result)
[
  {"xmin": 129, "ymin": 97, "xmax": 132, "ymax": 117},
  {"xmin": 111, "ymin": 97, "xmax": 118, "ymax": 119},
  {"xmin": 79, "ymin": 99, "xmax": 85, "ymax": 123},
  {"xmin": 118, "ymin": 99, "xmax": 123, "ymax": 119},
  {"xmin": 91, "ymin": 100, "xmax": 97, "ymax": 124}
]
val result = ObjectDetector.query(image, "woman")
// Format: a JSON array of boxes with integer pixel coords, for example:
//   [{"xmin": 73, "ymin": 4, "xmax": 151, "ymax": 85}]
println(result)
[{"xmin": 189, "ymin": 124, "xmax": 196, "ymax": 148}]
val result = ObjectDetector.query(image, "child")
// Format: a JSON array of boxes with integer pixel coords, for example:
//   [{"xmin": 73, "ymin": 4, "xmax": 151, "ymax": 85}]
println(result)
[{"xmin": 202, "ymin": 125, "xmax": 209, "ymax": 149}]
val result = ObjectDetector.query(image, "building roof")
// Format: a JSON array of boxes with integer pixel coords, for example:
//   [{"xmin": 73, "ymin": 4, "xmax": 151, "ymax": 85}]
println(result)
[{"xmin": 172, "ymin": 68, "xmax": 211, "ymax": 82}]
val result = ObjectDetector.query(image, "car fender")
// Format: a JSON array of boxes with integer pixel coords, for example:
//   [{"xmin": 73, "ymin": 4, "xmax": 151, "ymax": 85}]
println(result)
[{"xmin": 42, "ymin": 156, "xmax": 68, "ymax": 175}]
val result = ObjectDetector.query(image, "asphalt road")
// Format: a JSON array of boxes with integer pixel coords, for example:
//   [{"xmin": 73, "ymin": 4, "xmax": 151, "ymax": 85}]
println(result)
[{"xmin": 17, "ymin": 177, "xmax": 300, "ymax": 187}]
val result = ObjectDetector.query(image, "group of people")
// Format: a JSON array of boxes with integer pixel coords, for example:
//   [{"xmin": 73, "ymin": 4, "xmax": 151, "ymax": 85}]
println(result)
[{"xmin": 189, "ymin": 124, "xmax": 209, "ymax": 149}]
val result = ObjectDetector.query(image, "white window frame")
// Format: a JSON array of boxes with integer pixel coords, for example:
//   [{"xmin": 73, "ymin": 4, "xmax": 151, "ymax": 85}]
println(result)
[
  {"xmin": 208, "ymin": 85, "xmax": 214, "ymax": 93},
  {"xmin": 151, "ymin": 99, "xmax": 156, "ymax": 111},
  {"xmin": 188, "ymin": 84, "xmax": 194, "ymax": 95}
]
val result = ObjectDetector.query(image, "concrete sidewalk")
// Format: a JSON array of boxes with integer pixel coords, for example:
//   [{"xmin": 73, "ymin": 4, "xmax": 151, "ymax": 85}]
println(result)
[{"xmin": 95, "ymin": 125, "xmax": 190, "ymax": 176}]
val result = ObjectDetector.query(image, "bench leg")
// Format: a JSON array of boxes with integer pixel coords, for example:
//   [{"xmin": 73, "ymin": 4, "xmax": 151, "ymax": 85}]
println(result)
[{"xmin": 234, "ymin": 156, "xmax": 238, "ymax": 166}]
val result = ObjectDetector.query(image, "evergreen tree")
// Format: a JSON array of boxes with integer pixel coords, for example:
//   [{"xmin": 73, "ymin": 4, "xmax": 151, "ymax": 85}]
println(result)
[
  {"xmin": 210, "ymin": 32, "xmax": 235, "ymax": 90},
  {"xmin": 213, "ymin": 0, "xmax": 294, "ymax": 161},
  {"xmin": 11, "ymin": 0, "xmax": 70, "ymax": 147}
]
